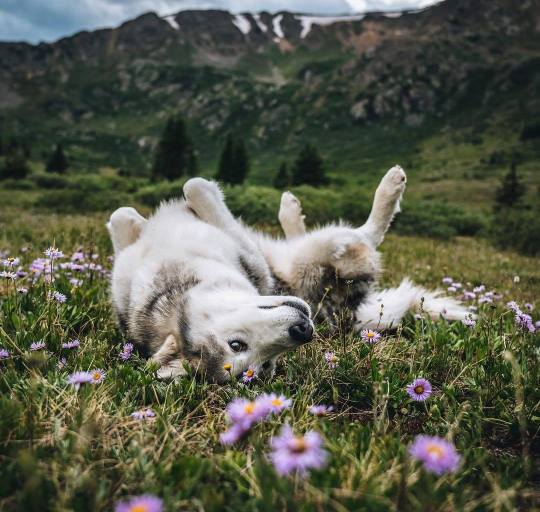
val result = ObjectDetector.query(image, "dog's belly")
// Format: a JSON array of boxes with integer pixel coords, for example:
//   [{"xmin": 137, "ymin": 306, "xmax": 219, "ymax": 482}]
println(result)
[{"xmin": 272, "ymin": 266, "xmax": 374, "ymax": 329}]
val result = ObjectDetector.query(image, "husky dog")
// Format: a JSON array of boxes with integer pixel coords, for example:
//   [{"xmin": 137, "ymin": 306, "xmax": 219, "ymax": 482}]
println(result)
[
  {"xmin": 108, "ymin": 184, "xmax": 314, "ymax": 383},
  {"xmin": 108, "ymin": 166, "xmax": 468, "ymax": 381},
  {"xmin": 180, "ymin": 167, "xmax": 469, "ymax": 331}
]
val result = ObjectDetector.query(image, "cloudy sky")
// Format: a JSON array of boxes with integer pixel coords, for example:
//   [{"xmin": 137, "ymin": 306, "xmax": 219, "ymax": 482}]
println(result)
[{"xmin": 0, "ymin": 0, "xmax": 443, "ymax": 44}]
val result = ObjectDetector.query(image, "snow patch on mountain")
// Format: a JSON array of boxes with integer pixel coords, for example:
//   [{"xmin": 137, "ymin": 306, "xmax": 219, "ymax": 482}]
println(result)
[
  {"xmin": 253, "ymin": 13, "xmax": 268, "ymax": 33},
  {"xmin": 298, "ymin": 14, "xmax": 365, "ymax": 38},
  {"xmin": 232, "ymin": 14, "xmax": 251, "ymax": 35},
  {"xmin": 273, "ymin": 14, "xmax": 284, "ymax": 38},
  {"xmin": 164, "ymin": 15, "xmax": 179, "ymax": 30}
]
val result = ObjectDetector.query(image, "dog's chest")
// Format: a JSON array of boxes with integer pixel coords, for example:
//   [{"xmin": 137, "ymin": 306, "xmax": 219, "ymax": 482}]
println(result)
[{"xmin": 273, "ymin": 266, "xmax": 374, "ymax": 329}]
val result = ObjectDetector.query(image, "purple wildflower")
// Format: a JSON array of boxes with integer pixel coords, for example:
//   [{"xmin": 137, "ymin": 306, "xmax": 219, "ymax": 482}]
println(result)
[
  {"xmin": 0, "ymin": 348, "xmax": 10, "ymax": 359},
  {"xmin": 242, "ymin": 366, "xmax": 257, "ymax": 383},
  {"xmin": 462, "ymin": 316, "xmax": 476, "ymax": 328},
  {"xmin": 442, "ymin": 277, "xmax": 453, "ymax": 285},
  {"xmin": 51, "ymin": 291, "xmax": 67, "ymax": 303},
  {"xmin": 478, "ymin": 295, "xmax": 493, "ymax": 304},
  {"xmin": 71, "ymin": 251, "xmax": 85, "ymax": 262},
  {"xmin": 115, "ymin": 495, "xmax": 163, "ymax": 512},
  {"xmin": 447, "ymin": 286, "xmax": 457, "ymax": 293},
  {"xmin": 57, "ymin": 357, "xmax": 67, "ymax": 369},
  {"xmin": 473, "ymin": 285, "xmax": 485, "ymax": 293},
  {"xmin": 62, "ymin": 339, "xmax": 80, "ymax": 349},
  {"xmin": 462, "ymin": 291, "xmax": 476, "ymax": 301},
  {"xmin": 225, "ymin": 397, "xmax": 269, "ymax": 429},
  {"xmin": 119, "ymin": 343, "xmax": 134, "ymax": 361},
  {"xmin": 2, "ymin": 257, "xmax": 20, "ymax": 268},
  {"xmin": 269, "ymin": 425, "xmax": 328, "ymax": 477},
  {"xmin": 131, "ymin": 408, "xmax": 156, "ymax": 420},
  {"xmin": 409, "ymin": 435, "xmax": 460, "ymax": 475},
  {"xmin": 361, "ymin": 329, "xmax": 381, "ymax": 344},
  {"xmin": 69, "ymin": 278, "xmax": 83, "ymax": 287},
  {"xmin": 515, "ymin": 312, "xmax": 536, "ymax": 333},
  {"xmin": 406, "ymin": 378, "xmax": 432, "ymax": 401},
  {"xmin": 309, "ymin": 405, "xmax": 333, "ymax": 416},
  {"xmin": 89, "ymin": 369, "xmax": 106, "ymax": 384},
  {"xmin": 220, "ymin": 423, "xmax": 249, "ymax": 445},
  {"xmin": 0, "ymin": 271, "xmax": 17, "ymax": 280},
  {"xmin": 324, "ymin": 351, "xmax": 338, "ymax": 368},
  {"xmin": 507, "ymin": 301, "xmax": 521, "ymax": 313},
  {"xmin": 260, "ymin": 393, "xmax": 292, "ymax": 414},
  {"xmin": 44, "ymin": 247, "xmax": 64, "ymax": 260},
  {"xmin": 29, "ymin": 341, "xmax": 46, "ymax": 351},
  {"xmin": 67, "ymin": 371, "xmax": 93, "ymax": 390},
  {"xmin": 524, "ymin": 303, "xmax": 534, "ymax": 311}
]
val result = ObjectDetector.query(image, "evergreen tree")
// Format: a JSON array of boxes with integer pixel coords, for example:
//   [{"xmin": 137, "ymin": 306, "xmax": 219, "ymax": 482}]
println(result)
[
  {"xmin": 273, "ymin": 162, "xmax": 290, "ymax": 189},
  {"xmin": 232, "ymin": 138, "xmax": 249, "ymax": 185},
  {"xmin": 1, "ymin": 154, "xmax": 30, "ymax": 180},
  {"xmin": 291, "ymin": 143, "xmax": 326, "ymax": 187},
  {"xmin": 46, "ymin": 144, "xmax": 69, "ymax": 174},
  {"xmin": 216, "ymin": 135, "xmax": 250, "ymax": 185},
  {"xmin": 152, "ymin": 116, "xmax": 197, "ymax": 181},
  {"xmin": 495, "ymin": 161, "xmax": 525, "ymax": 208}
]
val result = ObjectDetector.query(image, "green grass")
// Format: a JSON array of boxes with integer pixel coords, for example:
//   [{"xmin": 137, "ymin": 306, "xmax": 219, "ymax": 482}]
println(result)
[{"xmin": 0, "ymin": 209, "xmax": 539, "ymax": 511}]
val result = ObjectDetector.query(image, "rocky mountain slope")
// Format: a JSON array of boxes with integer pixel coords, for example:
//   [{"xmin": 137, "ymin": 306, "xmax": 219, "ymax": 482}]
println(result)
[{"xmin": 0, "ymin": 0, "xmax": 539, "ymax": 183}]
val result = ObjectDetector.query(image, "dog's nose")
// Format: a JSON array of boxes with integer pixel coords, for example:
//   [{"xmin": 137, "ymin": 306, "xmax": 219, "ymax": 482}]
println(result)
[{"xmin": 289, "ymin": 319, "xmax": 314, "ymax": 344}]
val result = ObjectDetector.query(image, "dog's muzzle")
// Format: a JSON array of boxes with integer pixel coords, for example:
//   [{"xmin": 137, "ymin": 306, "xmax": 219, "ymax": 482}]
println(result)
[{"xmin": 288, "ymin": 317, "xmax": 314, "ymax": 344}]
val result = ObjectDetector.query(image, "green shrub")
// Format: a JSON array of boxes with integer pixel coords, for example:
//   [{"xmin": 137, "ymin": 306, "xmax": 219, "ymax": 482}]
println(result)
[
  {"xmin": 394, "ymin": 200, "xmax": 486, "ymax": 239},
  {"xmin": 35, "ymin": 188, "xmax": 132, "ymax": 213},
  {"xmin": 490, "ymin": 206, "xmax": 540, "ymax": 256},
  {"xmin": 31, "ymin": 172, "xmax": 70, "ymax": 189},
  {"xmin": 136, "ymin": 179, "xmax": 187, "ymax": 207},
  {"xmin": 0, "ymin": 178, "xmax": 35, "ymax": 190},
  {"xmin": 224, "ymin": 186, "xmax": 281, "ymax": 225}
]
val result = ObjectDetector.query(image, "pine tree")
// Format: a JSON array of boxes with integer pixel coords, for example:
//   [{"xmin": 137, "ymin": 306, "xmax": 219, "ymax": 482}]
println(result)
[
  {"xmin": 273, "ymin": 162, "xmax": 290, "ymax": 189},
  {"xmin": 216, "ymin": 135, "xmax": 250, "ymax": 185},
  {"xmin": 46, "ymin": 144, "xmax": 69, "ymax": 174},
  {"xmin": 291, "ymin": 143, "xmax": 326, "ymax": 187},
  {"xmin": 495, "ymin": 161, "xmax": 525, "ymax": 208},
  {"xmin": 232, "ymin": 138, "xmax": 249, "ymax": 185},
  {"xmin": 152, "ymin": 116, "xmax": 197, "ymax": 181}
]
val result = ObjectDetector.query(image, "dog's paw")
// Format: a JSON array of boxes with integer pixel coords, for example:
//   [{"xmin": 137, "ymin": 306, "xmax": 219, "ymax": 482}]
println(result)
[
  {"xmin": 183, "ymin": 178, "xmax": 225, "ymax": 213},
  {"xmin": 279, "ymin": 192, "xmax": 305, "ymax": 223},
  {"xmin": 381, "ymin": 165, "xmax": 406, "ymax": 191}
]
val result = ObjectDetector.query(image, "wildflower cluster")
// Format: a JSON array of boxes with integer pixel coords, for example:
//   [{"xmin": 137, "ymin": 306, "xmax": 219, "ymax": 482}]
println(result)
[
  {"xmin": 443, "ymin": 277, "xmax": 502, "ymax": 306},
  {"xmin": 67, "ymin": 369, "xmax": 106, "ymax": 390},
  {"xmin": 507, "ymin": 301, "xmax": 537, "ymax": 333},
  {"xmin": 119, "ymin": 343, "xmax": 134, "ymax": 361}
]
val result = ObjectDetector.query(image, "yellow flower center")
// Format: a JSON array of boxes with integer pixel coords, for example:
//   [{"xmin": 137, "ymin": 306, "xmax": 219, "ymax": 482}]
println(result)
[
  {"xmin": 223, "ymin": 363, "xmax": 232, "ymax": 372},
  {"xmin": 271, "ymin": 398, "xmax": 282, "ymax": 407},
  {"xmin": 130, "ymin": 506, "xmax": 149, "ymax": 512},
  {"xmin": 245, "ymin": 369, "xmax": 254, "ymax": 377},
  {"xmin": 426, "ymin": 444, "xmax": 444, "ymax": 459},
  {"xmin": 93, "ymin": 372, "xmax": 102, "ymax": 381},
  {"xmin": 414, "ymin": 385, "xmax": 424, "ymax": 395},
  {"xmin": 244, "ymin": 403, "xmax": 255, "ymax": 414},
  {"xmin": 291, "ymin": 437, "xmax": 307, "ymax": 453},
  {"xmin": 367, "ymin": 331, "xmax": 375, "ymax": 338}
]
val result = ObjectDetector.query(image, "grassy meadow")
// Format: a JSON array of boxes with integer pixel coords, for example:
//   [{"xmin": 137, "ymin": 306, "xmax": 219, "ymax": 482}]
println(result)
[{"xmin": 0, "ymin": 204, "xmax": 539, "ymax": 511}]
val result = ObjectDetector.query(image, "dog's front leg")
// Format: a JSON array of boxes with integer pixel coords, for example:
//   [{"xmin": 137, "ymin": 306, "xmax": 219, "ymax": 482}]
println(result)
[
  {"xmin": 357, "ymin": 165, "xmax": 407, "ymax": 247},
  {"xmin": 150, "ymin": 334, "xmax": 187, "ymax": 380},
  {"xmin": 278, "ymin": 192, "xmax": 307, "ymax": 239},
  {"xmin": 183, "ymin": 178, "xmax": 274, "ymax": 294}
]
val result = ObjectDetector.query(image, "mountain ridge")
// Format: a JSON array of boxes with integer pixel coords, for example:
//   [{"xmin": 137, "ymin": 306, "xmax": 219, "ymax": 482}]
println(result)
[{"xmin": 0, "ymin": 0, "xmax": 539, "ymax": 187}]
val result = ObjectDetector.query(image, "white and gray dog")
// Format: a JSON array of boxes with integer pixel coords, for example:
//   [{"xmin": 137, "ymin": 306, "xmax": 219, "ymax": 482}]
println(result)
[{"xmin": 107, "ymin": 166, "xmax": 468, "ymax": 382}]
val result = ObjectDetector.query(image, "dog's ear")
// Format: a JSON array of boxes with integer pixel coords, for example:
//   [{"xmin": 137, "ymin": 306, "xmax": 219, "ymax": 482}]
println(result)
[{"xmin": 150, "ymin": 334, "xmax": 187, "ymax": 380}]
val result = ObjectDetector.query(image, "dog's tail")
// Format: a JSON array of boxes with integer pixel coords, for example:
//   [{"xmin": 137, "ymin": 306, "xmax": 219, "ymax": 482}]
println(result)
[{"xmin": 355, "ymin": 278, "xmax": 471, "ymax": 331}]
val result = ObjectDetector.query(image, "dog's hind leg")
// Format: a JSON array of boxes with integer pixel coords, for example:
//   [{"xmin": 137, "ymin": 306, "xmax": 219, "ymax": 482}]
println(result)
[
  {"xmin": 357, "ymin": 165, "xmax": 407, "ymax": 247},
  {"xmin": 183, "ymin": 178, "xmax": 274, "ymax": 294},
  {"xmin": 107, "ymin": 207, "xmax": 147, "ymax": 255},
  {"xmin": 278, "ymin": 192, "xmax": 307, "ymax": 240}
]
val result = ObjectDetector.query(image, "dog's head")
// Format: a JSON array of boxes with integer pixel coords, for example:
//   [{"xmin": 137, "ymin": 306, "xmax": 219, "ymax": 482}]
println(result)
[{"xmin": 153, "ymin": 291, "xmax": 314, "ymax": 384}]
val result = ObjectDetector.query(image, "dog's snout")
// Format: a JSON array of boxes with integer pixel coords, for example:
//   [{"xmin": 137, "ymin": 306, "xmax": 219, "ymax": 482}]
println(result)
[
  {"xmin": 288, "ymin": 318, "xmax": 314, "ymax": 344},
  {"xmin": 282, "ymin": 300, "xmax": 310, "ymax": 318}
]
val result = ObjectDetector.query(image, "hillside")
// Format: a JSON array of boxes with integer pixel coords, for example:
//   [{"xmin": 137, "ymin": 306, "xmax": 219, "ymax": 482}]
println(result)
[{"xmin": 0, "ymin": 0, "xmax": 539, "ymax": 204}]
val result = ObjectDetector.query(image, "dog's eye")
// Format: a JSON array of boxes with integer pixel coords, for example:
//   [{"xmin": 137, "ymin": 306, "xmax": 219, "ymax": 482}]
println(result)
[{"xmin": 228, "ymin": 340, "xmax": 247, "ymax": 352}]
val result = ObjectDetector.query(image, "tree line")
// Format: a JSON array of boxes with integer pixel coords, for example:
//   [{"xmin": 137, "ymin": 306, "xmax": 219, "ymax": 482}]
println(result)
[{"xmin": 151, "ymin": 115, "xmax": 327, "ymax": 187}]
